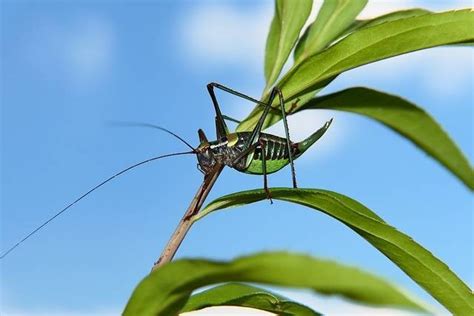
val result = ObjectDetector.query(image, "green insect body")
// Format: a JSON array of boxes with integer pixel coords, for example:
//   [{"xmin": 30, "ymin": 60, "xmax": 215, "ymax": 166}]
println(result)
[
  {"xmin": 245, "ymin": 135, "xmax": 295, "ymax": 174},
  {"xmin": 200, "ymin": 122, "xmax": 331, "ymax": 175},
  {"xmin": 245, "ymin": 121, "xmax": 331, "ymax": 174}
]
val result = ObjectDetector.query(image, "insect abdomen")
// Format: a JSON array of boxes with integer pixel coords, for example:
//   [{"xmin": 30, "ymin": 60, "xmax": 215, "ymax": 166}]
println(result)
[
  {"xmin": 252, "ymin": 137, "xmax": 292, "ymax": 161},
  {"xmin": 244, "ymin": 134, "xmax": 297, "ymax": 175}
]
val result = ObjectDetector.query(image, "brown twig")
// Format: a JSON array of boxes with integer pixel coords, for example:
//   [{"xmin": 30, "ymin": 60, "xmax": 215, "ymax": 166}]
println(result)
[{"xmin": 151, "ymin": 163, "xmax": 224, "ymax": 271}]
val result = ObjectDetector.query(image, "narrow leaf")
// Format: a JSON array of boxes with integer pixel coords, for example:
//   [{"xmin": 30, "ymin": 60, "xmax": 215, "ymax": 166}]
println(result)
[
  {"xmin": 182, "ymin": 283, "xmax": 321, "ymax": 315},
  {"xmin": 238, "ymin": 9, "xmax": 474, "ymax": 132},
  {"xmin": 281, "ymin": 9, "xmax": 474, "ymax": 101},
  {"xmin": 296, "ymin": 87, "xmax": 473, "ymax": 190},
  {"xmin": 264, "ymin": 0, "xmax": 312, "ymax": 90},
  {"xmin": 294, "ymin": 0, "xmax": 368, "ymax": 63},
  {"xmin": 342, "ymin": 8, "xmax": 431, "ymax": 38},
  {"xmin": 195, "ymin": 188, "xmax": 474, "ymax": 315},
  {"xmin": 124, "ymin": 251, "xmax": 427, "ymax": 315}
]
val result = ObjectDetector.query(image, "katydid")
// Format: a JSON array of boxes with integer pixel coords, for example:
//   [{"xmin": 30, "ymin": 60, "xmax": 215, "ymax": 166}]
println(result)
[
  {"xmin": 197, "ymin": 82, "xmax": 332, "ymax": 201},
  {"xmin": 0, "ymin": 82, "xmax": 331, "ymax": 261}
]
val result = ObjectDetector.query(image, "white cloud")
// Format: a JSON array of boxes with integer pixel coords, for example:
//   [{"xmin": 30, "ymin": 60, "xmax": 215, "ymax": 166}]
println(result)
[
  {"xmin": 359, "ymin": 0, "xmax": 472, "ymax": 19},
  {"xmin": 358, "ymin": 0, "xmax": 419, "ymax": 19},
  {"xmin": 180, "ymin": 3, "xmax": 271, "ymax": 69},
  {"xmin": 181, "ymin": 306, "xmax": 275, "ymax": 315},
  {"xmin": 65, "ymin": 16, "xmax": 115, "ymax": 88}
]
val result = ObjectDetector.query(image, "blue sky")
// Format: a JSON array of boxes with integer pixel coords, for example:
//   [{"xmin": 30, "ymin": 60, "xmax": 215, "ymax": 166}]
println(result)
[{"xmin": 1, "ymin": 0, "xmax": 472, "ymax": 315}]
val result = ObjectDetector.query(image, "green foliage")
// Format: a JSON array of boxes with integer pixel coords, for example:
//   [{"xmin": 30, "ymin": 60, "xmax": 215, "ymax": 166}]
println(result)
[
  {"xmin": 342, "ymin": 8, "xmax": 431, "ymax": 36},
  {"xmin": 124, "ymin": 252, "xmax": 427, "ymax": 315},
  {"xmin": 294, "ymin": 0, "xmax": 368, "ymax": 62},
  {"xmin": 182, "ymin": 283, "xmax": 321, "ymax": 315},
  {"xmin": 238, "ymin": 9, "xmax": 474, "ymax": 132},
  {"xmin": 280, "ymin": 9, "xmax": 472, "ymax": 101},
  {"xmin": 195, "ymin": 189, "xmax": 474, "ymax": 315},
  {"xmin": 264, "ymin": 0, "xmax": 312, "ymax": 90},
  {"xmin": 297, "ymin": 87, "xmax": 474, "ymax": 189}
]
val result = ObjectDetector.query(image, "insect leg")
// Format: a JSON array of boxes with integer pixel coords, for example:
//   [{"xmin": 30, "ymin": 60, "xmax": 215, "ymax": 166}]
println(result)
[
  {"xmin": 222, "ymin": 115, "xmax": 241, "ymax": 124},
  {"xmin": 196, "ymin": 163, "xmax": 205, "ymax": 175},
  {"xmin": 230, "ymin": 88, "xmax": 279, "ymax": 169},
  {"xmin": 246, "ymin": 87, "xmax": 279, "ymax": 148},
  {"xmin": 276, "ymin": 88, "xmax": 297, "ymax": 188},
  {"xmin": 207, "ymin": 82, "xmax": 281, "ymax": 115},
  {"xmin": 229, "ymin": 87, "xmax": 280, "ymax": 168},
  {"xmin": 259, "ymin": 139, "xmax": 273, "ymax": 203},
  {"xmin": 208, "ymin": 82, "xmax": 265, "ymax": 106},
  {"xmin": 207, "ymin": 83, "xmax": 230, "ymax": 138}
]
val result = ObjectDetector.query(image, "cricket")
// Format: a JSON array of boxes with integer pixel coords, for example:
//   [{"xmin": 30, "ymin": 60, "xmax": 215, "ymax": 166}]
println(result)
[{"xmin": 1, "ymin": 82, "xmax": 332, "ymax": 266}]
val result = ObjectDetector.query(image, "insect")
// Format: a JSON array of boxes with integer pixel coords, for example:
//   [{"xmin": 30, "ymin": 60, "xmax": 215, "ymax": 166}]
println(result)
[
  {"xmin": 196, "ymin": 82, "xmax": 332, "ymax": 200},
  {"xmin": 0, "ymin": 82, "xmax": 331, "ymax": 260}
]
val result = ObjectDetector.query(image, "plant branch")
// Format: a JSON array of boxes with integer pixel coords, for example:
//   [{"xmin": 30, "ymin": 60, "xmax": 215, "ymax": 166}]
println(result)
[{"xmin": 151, "ymin": 163, "xmax": 224, "ymax": 271}]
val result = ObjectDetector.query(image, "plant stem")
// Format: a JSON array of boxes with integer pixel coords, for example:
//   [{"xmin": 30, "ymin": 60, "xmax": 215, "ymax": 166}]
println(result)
[{"xmin": 151, "ymin": 163, "xmax": 224, "ymax": 271}]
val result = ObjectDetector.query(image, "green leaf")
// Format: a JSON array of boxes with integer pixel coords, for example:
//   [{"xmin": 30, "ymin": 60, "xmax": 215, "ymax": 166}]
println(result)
[
  {"xmin": 195, "ymin": 188, "xmax": 474, "ymax": 315},
  {"xmin": 238, "ymin": 9, "xmax": 474, "ymax": 132},
  {"xmin": 294, "ymin": 0, "xmax": 368, "ymax": 63},
  {"xmin": 281, "ymin": 9, "xmax": 473, "ymax": 101},
  {"xmin": 264, "ymin": 0, "xmax": 312, "ymax": 90},
  {"xmin": 124, "ymin": 251, "xmax": 427, "ymax": 315},
  {"xmin": 295, "ymin": 87, "xmax": 473, "ymax": 190},
  {"xmin": 342, "ymin": 8, "xmax": 431, "ymax": 37},
  {"xmin": 182, "ymin": 283, "xmax": 321, "ymax": 315}
]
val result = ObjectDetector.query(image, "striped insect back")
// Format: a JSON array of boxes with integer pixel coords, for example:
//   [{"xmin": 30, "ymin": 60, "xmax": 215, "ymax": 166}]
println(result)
[
  {"xmin": 252, "ymin": 133, "xmax": 298, "ymax": 161},
  {"xmin": 243, "ymin": 133, "xmax": 300, "ymax": 175}
]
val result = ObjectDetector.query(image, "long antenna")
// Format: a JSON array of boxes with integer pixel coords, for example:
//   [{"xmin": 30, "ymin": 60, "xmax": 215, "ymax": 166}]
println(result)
[
  {"xmin": 0, "ymin": 151, "xmax": 194, "ymax": 260},
  {"xmin": 108, "ymin": 121, "xmax": 195, "ymax": 151}
]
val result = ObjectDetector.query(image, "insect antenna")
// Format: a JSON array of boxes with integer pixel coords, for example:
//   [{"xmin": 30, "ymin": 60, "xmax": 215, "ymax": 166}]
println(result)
[
  {"xmin": 108, "ymin": 121, "xmax": 195, "ymax": 152},
  {"xmin": 0, "ymin": 150, "xmax": 194, "ymax": 260}
]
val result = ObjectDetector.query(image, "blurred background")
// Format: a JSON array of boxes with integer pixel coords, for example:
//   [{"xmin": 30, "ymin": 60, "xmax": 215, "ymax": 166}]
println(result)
[{"xmin": 1, "ymin": 0, "xmax": 472, "ymax": 315}]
